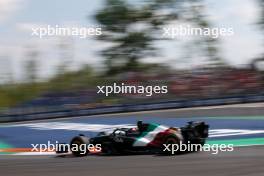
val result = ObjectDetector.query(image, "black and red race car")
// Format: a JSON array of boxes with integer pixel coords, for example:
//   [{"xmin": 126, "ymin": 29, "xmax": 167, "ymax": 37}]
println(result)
[{"xmin": 57, "ymin": 121, "xmax": 209, "ymax": 156}]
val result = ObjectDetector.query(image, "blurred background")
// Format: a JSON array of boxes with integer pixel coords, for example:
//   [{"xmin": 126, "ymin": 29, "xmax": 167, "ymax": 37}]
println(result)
[{"xmin": 0, "ymin": 0, "xmax": 264, "ymax": 119}]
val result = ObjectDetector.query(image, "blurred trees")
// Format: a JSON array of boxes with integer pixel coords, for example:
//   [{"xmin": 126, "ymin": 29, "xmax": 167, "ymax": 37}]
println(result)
[
  {"xmin": 95, "ymin": 0, "xmax": 226, "ymax": 74},
  {"xmin": 23, "ymin": 46, "xmax": 39, "ymax": 83},
  {"xmin": 95, "ymin": 0, "xmax": 180, "ymax": 74},
  {"xmin": 260, "ymin": 0, "xmax": 264, "ymax": 28},
  {"xmin": 0, "ymin": 0, "xmax": 231, "ymax": 108},
  {"xmin": 0, "ymin": 65, "xmax": 101, "ymax": 108},
  {"xmin": 24, "ymin": 59, "xmax": 38, "ymax": 83},
  {"xmin": 183, "ymin": 1, "xmax": 225, "ymax": 68}
]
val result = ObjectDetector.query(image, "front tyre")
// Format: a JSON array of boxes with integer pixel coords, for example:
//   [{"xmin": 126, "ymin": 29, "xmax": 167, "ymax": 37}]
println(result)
[{"xmin": 70, "ymin": 136, "xmax": 90, "ymax": 157}]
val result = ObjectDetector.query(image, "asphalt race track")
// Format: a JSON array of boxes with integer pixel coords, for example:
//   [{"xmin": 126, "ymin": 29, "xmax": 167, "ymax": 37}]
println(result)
[
  {"xmin": 0, "ymin": 146, "xmax": 264, "ymax": 176},
  {"xmin": 1, "ymin": 103, "xmax": 264, "ymax": 176}
]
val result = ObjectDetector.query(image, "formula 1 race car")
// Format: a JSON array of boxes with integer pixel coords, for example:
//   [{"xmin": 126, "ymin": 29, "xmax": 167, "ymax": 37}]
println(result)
[{"xmin": 57, "ymin": 121, "xmax": 209, "ymax": 157}]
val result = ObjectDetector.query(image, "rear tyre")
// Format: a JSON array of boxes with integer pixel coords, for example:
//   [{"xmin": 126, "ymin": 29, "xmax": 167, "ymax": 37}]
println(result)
[
  {"xmin": 162, "ymin": 136, "xmax": 180, "ymax": 155},
  {"xmin": 70, "ymin": 136, "xmax": 90, "ymax": 157},
  {"xmin": 193, "ymin": 139, "xmax": 205, "ymax": 152}
]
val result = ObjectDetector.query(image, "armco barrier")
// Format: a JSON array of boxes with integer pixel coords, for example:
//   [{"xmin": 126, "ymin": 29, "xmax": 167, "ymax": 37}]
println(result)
[{"xmin": 1, "ymin": 94, "xmax": 264, "ymax": 123}]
